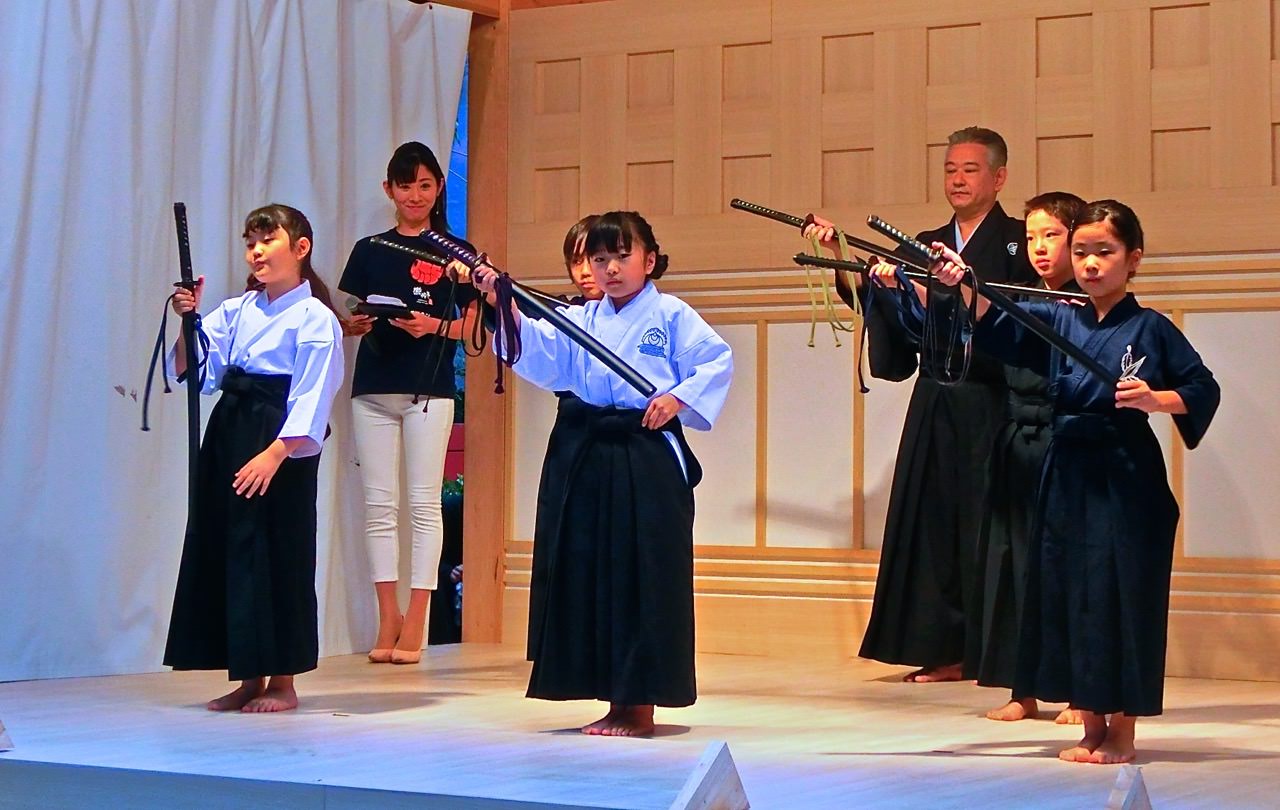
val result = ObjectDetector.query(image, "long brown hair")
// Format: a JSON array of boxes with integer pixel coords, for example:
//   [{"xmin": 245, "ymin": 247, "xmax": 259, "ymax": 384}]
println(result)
[{"xmin": 241, "ymin": 203, "xmax": 338, "ymax": 316}]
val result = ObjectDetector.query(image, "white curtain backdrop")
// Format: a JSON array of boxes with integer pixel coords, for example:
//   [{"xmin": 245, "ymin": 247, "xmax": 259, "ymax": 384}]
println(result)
[{"xmin": 0, "ymin": 0, "xmax": 472, "ymax": 681}]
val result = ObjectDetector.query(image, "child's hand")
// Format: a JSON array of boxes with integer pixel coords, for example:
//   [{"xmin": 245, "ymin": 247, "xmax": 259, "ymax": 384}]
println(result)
[
  {"xmin": 929, "ymin": 244, "xmax": 968, "ymax": 287},
  {"xmin": 342, "ymin": 313, "xmax": 374, "ymax": 337},
  {"xmin": 233, "ymin": 442, "xmax": 288, "ymax": 498},
  {"xmin": 868, "ymin": 257, "xmax": 900, "ymax": 288},
  {"xmin": 642, "ymin": 393, "xmax": 684, "ymax": 429},
  {"xmin": 471, "ymin": 264, "xmax": 498, "ymax": 294},
  {"xmin": 1115, "ymin": 378, "xmax": 1161, "ymax": 412},
  {"xmin": 445, "ymin": 259, "xmax": 473, "ymax": 283},
  {"xmin": 172, "ymin": 275, "xmax": 204, "ymax": 314},
  {"xmin": 801, "ymin": 215, "xmax": 839, "ymax": 252},
  {"xmin": 471, "ymin": 264, "xmax": 502, "ymax": 306},
  {"xmin": 390, "ymin": 311, "xmax": 436, "ymax": 338}
]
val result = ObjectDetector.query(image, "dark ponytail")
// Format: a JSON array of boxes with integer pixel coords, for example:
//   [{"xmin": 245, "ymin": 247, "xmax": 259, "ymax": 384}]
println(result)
[
  {"xmin": 241, "ymin": 203, "xmax": 339, "ymax": 316},
  {"xmin": 583, "ymin": 211, "xmax": 670, "ymax": 279}
]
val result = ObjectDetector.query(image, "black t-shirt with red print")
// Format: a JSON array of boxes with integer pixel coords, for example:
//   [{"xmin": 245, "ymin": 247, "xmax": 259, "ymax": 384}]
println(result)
[{"xmin": 338, "ymin": 228, "xmax": 479, "ymax": 398}]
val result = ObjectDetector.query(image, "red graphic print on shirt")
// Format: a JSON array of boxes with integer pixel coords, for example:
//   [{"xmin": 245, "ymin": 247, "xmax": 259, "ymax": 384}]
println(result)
[{"xmin": 410, "ymin": 259, "xmax": 443, "ymax": 286}]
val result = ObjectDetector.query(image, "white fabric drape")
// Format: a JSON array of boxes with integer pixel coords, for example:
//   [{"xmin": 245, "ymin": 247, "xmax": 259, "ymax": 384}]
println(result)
[{"xmin": 0, "ymin": 0, "xmax": 471, "ymax": 681}]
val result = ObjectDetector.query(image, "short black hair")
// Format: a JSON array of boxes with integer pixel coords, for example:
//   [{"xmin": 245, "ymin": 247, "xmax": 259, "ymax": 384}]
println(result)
[{"xmin": 947, "ymin": 127, "xmax": 1008, "ymax": 170}]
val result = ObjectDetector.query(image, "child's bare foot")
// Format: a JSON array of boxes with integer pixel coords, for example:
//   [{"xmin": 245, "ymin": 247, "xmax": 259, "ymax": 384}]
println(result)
[
  {"xmin": 1055, "ymin": 706, "xmax": 1083, "ymax": 725},
  {"xmin": 207, "ymin": 679, "xmax": 265, "ymax": 711},
  {"xmin": 241, "ymin": 676, "xmax": 298, "ymax": 713},
  {"xmin": 1089, "ymin": 714, "xmax": 1137, "ymax": 765},
  {"xmin": 582, "ymin": 704, "xmax": 623, "ymax": 735},
  {"xmin": 601, "ymin": 705, "xmax": 655, "ymax": 737},
  {"xmin": 904, "ymin": 663, "xmax": 963, "ymax": 683},
  {"xmin": 986, "ymin": 697, "xmax": 1038, "ymax": 721},
  {"xmin": 1059, "ymin": 711, "xmax": 1107, "ymax": 762}
]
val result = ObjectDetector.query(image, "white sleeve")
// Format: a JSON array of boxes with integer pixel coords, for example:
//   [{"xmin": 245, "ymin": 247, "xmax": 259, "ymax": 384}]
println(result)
[
  {"xmin": 166, "ymin": 298, "xmax": 234, "ymax": 395},
  {"xmin": 668, "ymin": 312, "xmax": 734, "ymax": 431},
  {"xmin": 278, "ymin": 308, "xmax": 345, "ymax": 458},
  {"xmin": 500, "ymin": 308, "xmax": 584, "ymax": 393}
]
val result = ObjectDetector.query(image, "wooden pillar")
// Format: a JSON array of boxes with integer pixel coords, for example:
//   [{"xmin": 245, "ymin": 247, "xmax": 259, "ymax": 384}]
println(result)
[{"xmin": 462, "ymin": 0, "xmax": 511, "ymax": 643}]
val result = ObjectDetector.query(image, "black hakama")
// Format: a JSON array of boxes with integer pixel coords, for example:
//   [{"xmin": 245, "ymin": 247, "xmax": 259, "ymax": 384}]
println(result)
[
  {"xmin": 974, "ymin": 293, "xmax": 1219, "ymax": 716},
  {"xmin": 163, "ymin": 368, "xmax": 320, "ymax": 681},
  {"xmin": 964, "ymin": 280, "xmax": 1082, "ymax": 687},
  {"xmin": 857, "ymin": 372, "xmax": 1004, "ymax": 667},
  {"xmin": 1014, "ymin": 411, "xmax": 1179, "ymax": 715},
  {"xmin": 855, "ymin": 204, "xmax": 1035, "ymax": 670},
  {"xmin": 526, "ymin": 398, "xmax": 701, "ymax": 707},
  {"xmin": 962, "ymin": 367, "xmax": 1053, "ymax": 686},
  {"xmin": 526, "ymin": 391, "xmax": 581, "ymax": 661}
]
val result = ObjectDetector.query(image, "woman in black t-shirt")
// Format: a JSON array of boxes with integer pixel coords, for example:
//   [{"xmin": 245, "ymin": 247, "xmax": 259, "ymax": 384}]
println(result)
[{"xmin": 339, "ymin": 142, "xmax": 478, "ymax": 664}]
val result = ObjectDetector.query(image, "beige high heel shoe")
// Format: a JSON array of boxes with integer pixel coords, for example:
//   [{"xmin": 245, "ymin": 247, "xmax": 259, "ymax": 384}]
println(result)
[
  {"xmin": 390, "ymin": 647, "xmax": 422, "ymax": 665},
  {"xmin": 368, "ymin": 615, "xmax": 403, "ymax": 664},
  {"xmin": 390, "ymin": 618, "xmax": 424, "ymax": 665}
]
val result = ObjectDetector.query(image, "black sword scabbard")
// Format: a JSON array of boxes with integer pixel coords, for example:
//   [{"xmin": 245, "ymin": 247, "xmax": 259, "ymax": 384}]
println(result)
[
  {"xmin": 420, "ymin": 231, "xmax": 658, "ymax": 398},
  {"xmin": 173, "ymin": 203, "xmax": 201, "ymax": 521},
  {"xmin": 866, "ymin": 215, "xmax": 1115, "ymax": 383}
]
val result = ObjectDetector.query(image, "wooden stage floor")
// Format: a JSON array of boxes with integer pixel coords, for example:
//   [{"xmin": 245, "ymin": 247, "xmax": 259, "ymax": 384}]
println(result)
[{"xmin": 1, "ymin": 644, "xmax": 1278, "ymax": 808}]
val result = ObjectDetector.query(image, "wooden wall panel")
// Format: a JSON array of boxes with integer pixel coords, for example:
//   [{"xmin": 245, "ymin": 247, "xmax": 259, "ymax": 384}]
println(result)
[
  {"xmin": 625, "ymin": 160, "xmax": 674, "ymax": 215},
  {"xmin": 499, "ymin": 0, "xmax": 1280, "ymax": 680},
  {"xmin": 674, "ymin": 46, "xmax": 724, "ymax": 214},
  {"xmin": 721, "ymin": 42, "xmax": 772, "ymax": 158},
  {"xmin": 1152, "ymin": 129, "xmax": 1210, "ymax": 191},
  {"xmin": 1093, "ymin": 8, "xmax": 1152, "ymax": 193},
  {"xmin": 1037, "ymin": 135, "xmax": 1093, "ymax": 197},
  {"xmin": 1210, "ymin": 0, "xmax": 1272, "ymax": 187},
  {"xmin": 873, "ymin": 29, "xmax": 928, "ymax": 204}
]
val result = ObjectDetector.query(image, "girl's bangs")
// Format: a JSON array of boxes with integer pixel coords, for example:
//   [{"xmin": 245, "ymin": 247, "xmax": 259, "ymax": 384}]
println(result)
[{"xmin": 584, "ymin": 214, "xmax": 633, "ymax": 256}]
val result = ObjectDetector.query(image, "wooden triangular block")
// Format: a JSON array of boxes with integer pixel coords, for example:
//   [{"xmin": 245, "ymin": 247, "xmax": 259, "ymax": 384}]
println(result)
[
  {"xmin": 670, "ymin": 740, "xmax": 749, "ymax": 810},
  {"xmin": 1105, "ymin": 764, "xmax": 1151, "ymax": 810},
  {"xmin": 0, "ymin": 717, "xmax": 13, "ymax": 751}
]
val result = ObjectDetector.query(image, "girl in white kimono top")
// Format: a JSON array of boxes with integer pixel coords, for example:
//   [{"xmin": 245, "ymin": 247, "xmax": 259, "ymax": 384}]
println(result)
[
  {"xmin": 474, "ymin": 211, "xmax": 733, "ymax": 738},
  {"xmin": 164, "ymin": 204, "xmax": 344, "ymax": 714}
]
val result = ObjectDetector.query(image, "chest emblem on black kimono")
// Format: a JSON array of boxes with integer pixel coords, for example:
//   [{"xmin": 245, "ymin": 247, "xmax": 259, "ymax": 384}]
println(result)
[
  {"xmin": 638, "ymin": 327, "xmax": 668, "ymax": 358},
  {"xmin": 1120, "ymin": 344, "xmax": 1147, "ymax": 381},
  {"xmin": 1006, "ymin": 241, "xmax": 1019, "ymax": 256}
]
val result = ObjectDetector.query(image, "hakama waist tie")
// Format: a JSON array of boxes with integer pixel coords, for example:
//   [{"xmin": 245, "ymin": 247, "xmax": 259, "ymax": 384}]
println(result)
[
  {"xmin": 1052, "ymin": 410, "xmax": 1149, "ymax": 442},
  {"xmin": 219, "ymin": 365, "xmax": 290, "ymax": 410},
  {"xmin": 1007, "ymin": 396, "xmax": 1053, "ymax": 442},
  {"xmin": 559, "ymin": 398, "xmax": 704, "ymax": 488}
]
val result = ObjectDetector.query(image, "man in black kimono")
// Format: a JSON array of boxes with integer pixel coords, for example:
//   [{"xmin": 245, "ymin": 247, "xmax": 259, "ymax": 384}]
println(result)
[{"xmin": 857, "ymin": 127, "xmax": 1036, "ymax": 681}]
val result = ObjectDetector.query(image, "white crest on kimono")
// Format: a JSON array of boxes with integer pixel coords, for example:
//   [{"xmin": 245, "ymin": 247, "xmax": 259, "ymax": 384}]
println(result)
[
  {"xmin": 638, "ymin": 327, "xmax": 668, "ymax": 358},
  {"xmin": 1006, "ymin": 241, "xmax": 1018, "ymax": 255},
  {"xmin": 1120, "ymin": 344, "xmax": 1147, "ymax": 381}
]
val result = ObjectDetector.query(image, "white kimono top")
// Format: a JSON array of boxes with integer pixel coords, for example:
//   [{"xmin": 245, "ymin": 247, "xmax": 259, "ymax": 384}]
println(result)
[
  {"xmin": 506, "ymin": 281, "xmax": 733, "ymax": 469},
  {"xmin": 168, "ymin": 280, "xmax": 344, "ymax": 458}
]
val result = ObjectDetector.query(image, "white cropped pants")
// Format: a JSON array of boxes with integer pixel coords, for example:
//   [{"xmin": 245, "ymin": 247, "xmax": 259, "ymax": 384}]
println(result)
[{"xmin": 351, "ymin": 394, "xmax": 454, "ymax": 590}]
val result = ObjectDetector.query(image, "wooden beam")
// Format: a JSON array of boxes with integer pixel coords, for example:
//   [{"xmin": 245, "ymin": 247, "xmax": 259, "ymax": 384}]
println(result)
[
  {"xmin": 424, "ymin": 0, "xmax": 503, "ymax": 20},
  {"xmin": 462, "ymin": 0, "xmax": 511, "ymax": 643},
  {"xmin": 512, "ymin": 0, "xmax": 613, "ymax": 9}
]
